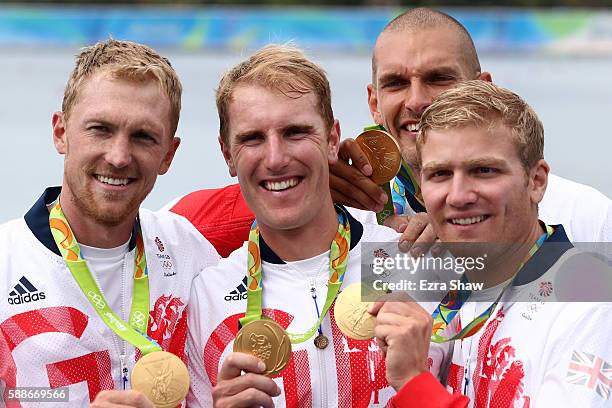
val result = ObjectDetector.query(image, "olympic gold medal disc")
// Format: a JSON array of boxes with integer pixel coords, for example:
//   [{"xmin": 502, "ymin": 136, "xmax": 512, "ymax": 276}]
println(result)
[
  {"xmin": 355, "ymin": 129, "xmax": 402, "ymax": 185},
  {"xmin": 233, "ymin": 319, "xmax": 292, "ymax": 377},
  {"xmin": 131, "ymin": 351, "xmax": 189, "ymax": 408},
  {"xmin": 334, "ymin": 283, "xmax": 376, "ymax": 340}
]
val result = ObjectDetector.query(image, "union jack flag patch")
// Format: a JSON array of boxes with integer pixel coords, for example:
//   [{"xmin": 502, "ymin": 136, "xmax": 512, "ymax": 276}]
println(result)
[
  {"xmin": 566, "ymin": 350, "xmax": 612, "ymax": 399},
  {"xmin": 538, "ymin": 281, "xmax": 553, "ymax": 297},
  {"xmin": 373, "ymin": 248, "xmax": 390, "ymax": 258}
]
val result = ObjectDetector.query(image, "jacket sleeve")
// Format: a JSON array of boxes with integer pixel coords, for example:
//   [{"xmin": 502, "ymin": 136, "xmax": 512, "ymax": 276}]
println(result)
[{"xmin": 390, "ymin": 372, "xmax": 469, "ymax": 408}]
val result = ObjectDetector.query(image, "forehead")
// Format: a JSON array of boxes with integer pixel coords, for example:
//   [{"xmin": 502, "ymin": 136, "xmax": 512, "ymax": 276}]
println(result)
[
  {"xmin": 420, "ymin": 124, "xmax": 519, "ymax": 164},
  {"xmin": 374, "ymin": 28, "xmax": 470, "ymax": 79},
  {"xmin": 71, "ymin": 71, "xmax": 172, "ymax": 132},
  {"xmin": 226, "ymin": 85, "xmax": 324, "ymax": 133}
]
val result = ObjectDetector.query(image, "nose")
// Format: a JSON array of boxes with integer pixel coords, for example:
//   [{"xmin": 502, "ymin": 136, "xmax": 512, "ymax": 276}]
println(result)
[
  {"xmin": 263, "ymin": 135, "xmax": 290, "ymax": 172},
  {"xmin": 104, "ymin": 135, "xmax": 132, "ymax": 169},
  {"xmin": 446, "ymin": 174, "xmax": 478, "ymax": 208},
  {"xmin": 404, "ymin": 80, "xmax": 432, "ymax": 116}
]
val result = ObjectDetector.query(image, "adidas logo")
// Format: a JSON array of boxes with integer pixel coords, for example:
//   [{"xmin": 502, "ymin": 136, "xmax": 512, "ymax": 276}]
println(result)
[
  {"xmin": 8, "ymin": 276, "xmax": 46, "ymax": 305},
  {"xmin": 224, "ymin": 277, "xmax": 248, "ymax": 302}
]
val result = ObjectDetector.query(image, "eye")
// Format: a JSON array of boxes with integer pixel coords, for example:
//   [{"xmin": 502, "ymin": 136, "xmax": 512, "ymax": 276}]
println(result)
[
  {"xmin": 133, "ymin": 131, "xmax": 156, "ymax": 143},
  {"xmin": 88, "ymin": 125, "xmax": 109, "ymax": 133},
  {"xmin": 380, "ymin": 77, "xmax": 408, "ymax": 90},
  {"xmin": 427, "ymin": 169, "xmax": 451, "ymax": 180},
  {"xmin": 475, "ymin": 167, "xmax": 497, "ymax": 175},
  {"xmin": 428, "ymin": 74, "xmax": 457, "ymax": 86}
]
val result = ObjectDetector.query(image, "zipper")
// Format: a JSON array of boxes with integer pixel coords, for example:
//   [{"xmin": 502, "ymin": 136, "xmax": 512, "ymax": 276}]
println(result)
[
  {"xmin": 310, "ymin": 278, "xmax": 328, "ymax": 408},
  {"xmin": 120, "ymin": 354, "xmax": 129, "ymax": 390}
]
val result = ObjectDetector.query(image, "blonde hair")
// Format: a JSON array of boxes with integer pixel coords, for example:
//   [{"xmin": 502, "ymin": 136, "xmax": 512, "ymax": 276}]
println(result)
[
  {"xmin": 216, "ymin": 44, "xmax": 333, "ymax": 143},
  {"xmin": 62, "ymin": 38, "xmax": 182, "ymax": 135},
  {"xmin": 418, "ymin": 80, "xmax": 544, "ymax": 171}
]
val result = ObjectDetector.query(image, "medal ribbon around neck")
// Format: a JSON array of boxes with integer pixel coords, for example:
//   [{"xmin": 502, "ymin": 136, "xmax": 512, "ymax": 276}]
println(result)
[
  {"xmin": 49, "ymin": 201, "xmax": 161, "ymax": 355},
  {"xmin": 239, "ymin": 205, "xmax": 351, "ymax": 344},
  {"xmin": 431, "ymin": 225, "xmax": 555, "ymax": 343}
]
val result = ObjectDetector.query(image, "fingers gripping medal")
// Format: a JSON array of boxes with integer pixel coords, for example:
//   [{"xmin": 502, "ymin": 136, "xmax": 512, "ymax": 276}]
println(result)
[
  {"xmin": 355, "ymin": 129, "xmax": 401, "ymax": 224},
  {"xmin": 131, "ymin": 351, "xmax": 190, "ymax": 408},
  {"xmin": 234, "ymin": 319, "xmax": 292, "ymax": 376},
  {"xmin": 355, "ymin": 130, "xmax": 401, "ymax": 185},
  {"xmin": 334, "ymin": 283, "xmax": 376, "ymax": 340}
]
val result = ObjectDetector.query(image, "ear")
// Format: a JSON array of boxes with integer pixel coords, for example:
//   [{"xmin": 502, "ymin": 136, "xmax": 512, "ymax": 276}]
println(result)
[
  {"xmin": 158, "ymin": 136, "xmax": 181, "ymax": 175},
  {"xmin": 478, "ymin": 71, "xmax": 493, "ymax": 83},
  {"xmin": 52, "ymin": 111, "xmax": 67, "ymax": 154},
  {"xmin": 327, "ymin": 119, "xmax": 341, "ymax": 164},
  {"xmin": 367, "ymin": 84, "xmax": 383, "ymax": 125},
  {"xmin": 528, "ymin": 159, "xmax": 549, "ymax": 206},
  {"xmin": 219, "ymin": 136, "xmax": 237, "ymax": 177}
]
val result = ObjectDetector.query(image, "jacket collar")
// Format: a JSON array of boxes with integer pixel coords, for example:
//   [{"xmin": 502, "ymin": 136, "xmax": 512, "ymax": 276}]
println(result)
[
  {"xmin": 514, "ymin": 223, "xmax": 573, "ymax": 286},
  {"xmin": 24, "ymin": 186, "xmax": 138, "ymax": 256},
  {"xmin": 260, "ymin": 205, "xmax": 364, "ymax": 264}
]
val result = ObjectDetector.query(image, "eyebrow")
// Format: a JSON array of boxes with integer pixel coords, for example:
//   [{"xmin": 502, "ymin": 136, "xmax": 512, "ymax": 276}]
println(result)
[
  {"xmin": 378, "ymin": 66, "xmax": 460, "ymax": 84},
  {"xmin": 421, "ymin": 157, "xmax": 508, "ymax": 173}
]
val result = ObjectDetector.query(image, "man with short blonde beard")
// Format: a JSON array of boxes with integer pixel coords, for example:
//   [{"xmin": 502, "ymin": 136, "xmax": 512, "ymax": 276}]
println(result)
[
  {"xmin": 380, "ymin": 81, "xmax": 611, "ymax": 408},
  {"xmin": 0, "ymin": 39, "xmax": 219, "ymax": 407}
]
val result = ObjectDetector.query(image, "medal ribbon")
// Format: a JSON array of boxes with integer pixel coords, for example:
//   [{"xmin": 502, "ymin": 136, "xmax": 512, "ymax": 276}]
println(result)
[
  {"xmin": 430, "ymin": 225, "xmax": 554, "ymax": 343},
  {"xmin": 239, "ymin": 205, "xmax": 351, "ymax": 344},
  {"xmin": 49, "ymin": 201, "xmax": 160, "ymax": 355}
]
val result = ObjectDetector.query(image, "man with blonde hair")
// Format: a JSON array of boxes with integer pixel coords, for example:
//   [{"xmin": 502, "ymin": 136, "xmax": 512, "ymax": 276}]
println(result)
[
  {"xmin": 0, "ymin": 39, "xmax": 219, "ymax": 407},
  {"xmin": 377, "ymin": 80, "xmax": 611, "ymax": 407},
  {"xmin": 185, "ymin": 44, "xmax": 429, "ymax": 407}
]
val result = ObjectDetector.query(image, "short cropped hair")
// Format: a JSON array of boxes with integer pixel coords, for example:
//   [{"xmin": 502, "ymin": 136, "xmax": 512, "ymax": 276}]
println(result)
[
  {"xmin": 417, "ymin": 80, "xmax": 544, "ymax": 172},
  {"xmin": 216, "ymin": 44, "xmax": 333, "ymax": 143},
  {"xmin": 373, "ymin": 8, "xmax": 481, "ymax": 84},
  {"xmin": 62, "ymin": 38, "xmax": 182, "ymax": 135}
]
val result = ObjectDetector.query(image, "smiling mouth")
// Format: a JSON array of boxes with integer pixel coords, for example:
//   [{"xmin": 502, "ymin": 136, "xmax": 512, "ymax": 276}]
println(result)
[
  {"xmin": 262, "ymin": 177, "xmax": 301, "ymax": 192},
  {"xmin": 95, "ymin": 174, "xmax": 132, "ymax": 186},
  {"xmin": 449, "ymin": 215, "xmax": 489, "ymax": 225},
  {"xmin": 401, "ymin": 123, "xmax": 420, "ymax": 133}
]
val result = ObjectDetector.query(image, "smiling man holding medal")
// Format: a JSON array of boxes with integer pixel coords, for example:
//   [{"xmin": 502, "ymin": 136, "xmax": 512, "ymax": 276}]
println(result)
[
  {"xmin": 375, "ymin": 81, "xmax": 612, "ymax": 407},
  {"xmin": 184, "ymin": 44, "xmax": 438, "ymax": 407},
  {"xmin": 0, "ymin": 39, "xmax": 220, "ymax": 407}
]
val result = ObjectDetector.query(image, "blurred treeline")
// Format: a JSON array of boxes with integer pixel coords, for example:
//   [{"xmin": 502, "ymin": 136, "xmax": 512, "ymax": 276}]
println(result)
[{"xmin": 7, "ymin": 0, "xmax": 612, "ymax": 7}]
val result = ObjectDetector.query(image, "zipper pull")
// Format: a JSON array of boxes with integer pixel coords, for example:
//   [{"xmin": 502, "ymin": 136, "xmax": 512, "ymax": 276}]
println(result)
[
  {"xmin": 463, "ymin": 367, "xmax": 469, "ymax": 394},
  {"xmin": 120, "ymin": 354, "xmax": 129, "ymax": 390},
  {"xmin": 309, "ymin": 279, "xmax": 317, "ymax": 299}
]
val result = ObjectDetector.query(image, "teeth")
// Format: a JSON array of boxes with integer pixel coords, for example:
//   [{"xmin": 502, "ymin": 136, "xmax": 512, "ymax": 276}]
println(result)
[
  {"xmin": 96, "ymin": 175, "xmax": 129, "ymax": 186},
  {"xmin": 264, "ymin": 178, "xmax": 298, "ymax": 191},
  {"xmin": 451, "ymin": 216, "xmax": 487, "ymax": 225},
  {"xmin": 406, "ymin": 123, "xmax": 419, "ymax": 132}
]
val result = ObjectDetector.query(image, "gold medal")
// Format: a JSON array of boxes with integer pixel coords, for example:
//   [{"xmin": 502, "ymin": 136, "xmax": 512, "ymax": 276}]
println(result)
[
  {"xmin": 233, "ymin": 319, "xmax": 291, "ymax": 376},
  {"xmin": 313, "ymin": 334, "xmax": 329, "ymax": 349},
  {"xmin": 131, "ymin": 351, "xmax": 189, "ymax": 408},
  {"xmin": 355, "ymin": 129, "xmax": 402, "ymax": 185},
  {"xmin": 334, "ymin": 283, "xmax": 376, "ymax": 340}
]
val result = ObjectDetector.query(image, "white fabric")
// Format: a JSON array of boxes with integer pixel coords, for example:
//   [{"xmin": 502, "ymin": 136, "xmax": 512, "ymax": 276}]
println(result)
[
  {"xmin": 187, "ymin": 222, "xmax": 432, "ymax": 407},
  {"xmin": 80, "ymin": 241, "xmax": 129, "ymax": 317},
  {"xmin": 375, "ymin": 173, "xmax": 612, "ymax": 242},
  {"xmin": 443, "ymin": 249, "xmax": 612, "ymax": 407},
  {"xmin": 0, "ymin": 207, "xmax": 220, "ymax": 407}
]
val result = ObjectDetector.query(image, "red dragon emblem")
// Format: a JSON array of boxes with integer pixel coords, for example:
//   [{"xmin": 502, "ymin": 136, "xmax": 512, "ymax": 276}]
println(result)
[{"xmin": 147, "ymin": 295, "xmax": 187, "ymax": 360}]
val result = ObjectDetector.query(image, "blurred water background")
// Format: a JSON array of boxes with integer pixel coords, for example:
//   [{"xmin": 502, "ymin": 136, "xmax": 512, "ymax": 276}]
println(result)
[{"xmin": 1, "ymin": 5, "xmax": 611, "ymax": 223}]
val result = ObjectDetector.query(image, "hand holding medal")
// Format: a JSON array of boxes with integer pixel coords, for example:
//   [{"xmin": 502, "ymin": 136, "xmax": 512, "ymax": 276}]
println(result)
[
  {"xmin": 233, "ymin": 319, "xmax": 291, "ymax": 376},
  {"xmin": 355, "ymin": 129, "xmax": 401, "ymax": 225}
]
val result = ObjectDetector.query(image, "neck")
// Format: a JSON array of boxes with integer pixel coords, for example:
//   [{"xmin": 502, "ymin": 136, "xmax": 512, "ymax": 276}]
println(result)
[
  {"xmin": 466, "ymin": 220, "xmax": 545, "ymax": 288},
  {"xmin": 258, "ymin": 202, "xmax": 340, "ymax": 262},
  {"xmin": 57, "ymin": 190, "xmax": 135, "ymax": 249}
]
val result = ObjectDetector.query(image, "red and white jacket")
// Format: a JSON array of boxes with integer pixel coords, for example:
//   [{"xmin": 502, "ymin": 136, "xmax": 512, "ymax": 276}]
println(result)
[
  {"xmin": 186, "ymin": 211, "xmax": 448, "ymax": 407},
  {"xmin": 391, "ymin": 226, "xmax": 612, "ymax": 408},
  {"xmin": 0, "ymin": 187, "xmax": 220, "ymax": 407}
]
